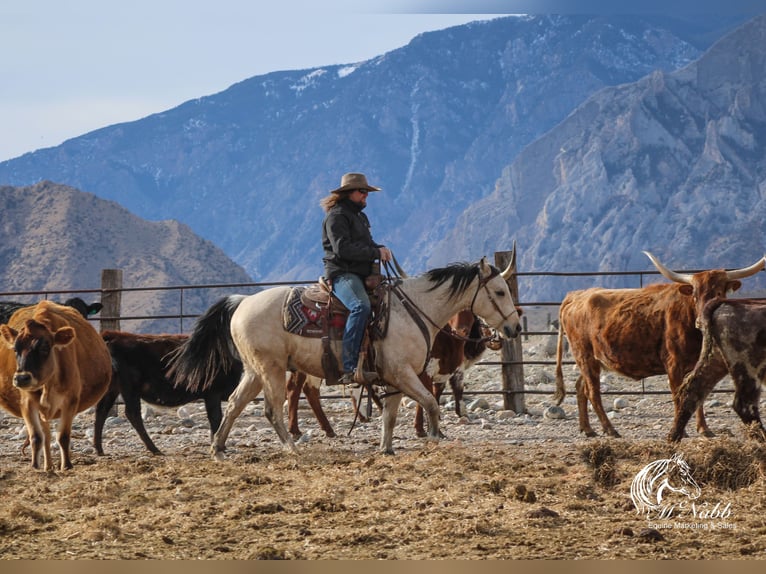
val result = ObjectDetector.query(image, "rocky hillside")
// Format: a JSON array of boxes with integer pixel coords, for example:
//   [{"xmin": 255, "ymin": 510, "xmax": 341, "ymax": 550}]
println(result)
[
  {"xmin": 0, "ymin": 14, "xmax": 747, "ymax": 282},
  {"xmin": 430, "ymin": 14, "xmax": 766, "ymax": 300},
  {"xmin": 0, "ymin": 181, "xmax": 253, "ymax": 332}
]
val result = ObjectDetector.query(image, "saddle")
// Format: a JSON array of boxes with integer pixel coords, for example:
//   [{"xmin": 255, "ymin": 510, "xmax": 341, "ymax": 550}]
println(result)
[{"xmin": 282, "ymin": 276, "xmax": 390, "ymax": 385}]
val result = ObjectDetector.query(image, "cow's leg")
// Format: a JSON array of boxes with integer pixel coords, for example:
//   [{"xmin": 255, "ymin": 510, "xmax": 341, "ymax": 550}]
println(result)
[
  {"xmin": 574, "ymin": 375, "xmax": 598, "ymax": 437},
  {"xmin": 286, "ymin": 371, "xmax": 304, "ymax": 439},
  {"xmin": 669, "ymin": 373, "xmax": 717, "ymax": 442},
  {"xmin": 414, "ymin": 373, "xmax": 431, "ymax": 438},
  {"xmin": 449, "ymin": 370, "xmax": 465, "ymax": 417},
  {"xmin": 94, "ymin": 383, "xmax": 122, "ymax": 455},
  {"xmin": 669, "ymin": 351, "xmax": 727, "ymax": 442},
  {"xmin": 731, "ymin": 372, "xmax": 766, "ymax": 441},
  {"xmin": 203, "ymin": 393, "xmax": 224, "ymax": 436},
  {"xmin": 578, "ymin": 362, "xmax": 618, "ymax": 437},
  {"xmin": 122, "ymin": 386, "xmax": 163, "ymax": 455},
  {"xmin": 22, "ymin": 406, "xmax": 46, "ymax": 470},
  {"xmin": 667, "ymin": 362, "xmax": 716, "ymax": 438},
  {"xmin": 302, "ymin": 375, "xmax": 336, "ymax": 438},
  {"xmin": 431, "ymin": 382, "xmax": 447, "ymax": 439},
  {"xmin": 211, "ymin": 369, "xmax": 263, "ymax": 460},
  {"xmin": 57, "ymin": 418, "xmax": 76, "ymax": 470},
  {"xmin": 56, "ymin": 404, "xmax": 77, "ymax": 471}
]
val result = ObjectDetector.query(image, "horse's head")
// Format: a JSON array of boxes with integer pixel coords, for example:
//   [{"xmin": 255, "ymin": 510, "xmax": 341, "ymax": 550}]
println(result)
[
  {"xmin": 471, "ymin": 257, "xmax": 522, "ymax": 340},
  {"xmin": 666, "ymin": 453, "xmax": 702, "ymax": 501}
]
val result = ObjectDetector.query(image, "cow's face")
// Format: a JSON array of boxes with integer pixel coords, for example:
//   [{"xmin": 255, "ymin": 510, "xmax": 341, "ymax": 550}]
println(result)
[
  {"xmin": 0, "ymin": 319, "xmax": 76, "ymax": 391},
  {"xmin": 686, "ymin": 271, "xmax": 743, "ymax": 315}
]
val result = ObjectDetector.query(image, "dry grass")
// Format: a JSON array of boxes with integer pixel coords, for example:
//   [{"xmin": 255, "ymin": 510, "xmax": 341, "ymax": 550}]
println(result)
[{"xmin": 0, "ymin": 436, "xmax": 764, "ymax": 559}]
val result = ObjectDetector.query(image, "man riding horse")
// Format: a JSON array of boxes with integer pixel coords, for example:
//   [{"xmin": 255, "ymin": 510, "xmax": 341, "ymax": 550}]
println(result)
[{"xmin": 320, "ymin": 172, "xmax": 392, "ymax": 385}]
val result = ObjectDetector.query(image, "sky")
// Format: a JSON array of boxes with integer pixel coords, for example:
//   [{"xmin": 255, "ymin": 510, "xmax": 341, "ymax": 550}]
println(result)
[
  {"xmin": 2, "ymin": 0, "xmax": 762, "ymax": 163},
  {"xmin": 0, "ymin": 1, "xmax": 509, "ymax": 162}
]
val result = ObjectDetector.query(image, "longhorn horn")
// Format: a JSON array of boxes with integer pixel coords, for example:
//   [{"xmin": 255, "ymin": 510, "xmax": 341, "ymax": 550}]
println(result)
[
  {"xmin": 725, "ymin": 256, "xmax": 766, "ymax": 280},
  {"xmin": 645, "ymin": 250, "xmax": 766, "ymax": 284},
  {"xmin": 500, "ymin": 242, "xmax": 517, "ymax": 280},
  {"xmin": 644, "ymin": 251, "xmax": 693, "ymax": 284}
]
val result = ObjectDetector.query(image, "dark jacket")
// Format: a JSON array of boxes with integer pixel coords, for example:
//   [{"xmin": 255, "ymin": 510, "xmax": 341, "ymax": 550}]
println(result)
[{"xmin": 322, "ymin": 198, "xmax": 382, "ymax": 280}]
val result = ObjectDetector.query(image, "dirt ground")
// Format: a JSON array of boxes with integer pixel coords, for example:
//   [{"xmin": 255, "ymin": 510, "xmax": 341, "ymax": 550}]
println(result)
[{"xmin": 1, "ymin": 329, "xmax": 765, "ymax": 560}]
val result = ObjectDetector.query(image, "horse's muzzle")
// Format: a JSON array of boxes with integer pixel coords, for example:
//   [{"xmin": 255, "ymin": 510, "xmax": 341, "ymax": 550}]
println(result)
[{"xmin": 503, "ymin": 323, "xmax": 522, "ymax": 339}]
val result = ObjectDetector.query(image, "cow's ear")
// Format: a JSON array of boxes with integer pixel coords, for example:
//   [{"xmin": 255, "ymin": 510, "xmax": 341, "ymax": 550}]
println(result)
[
  {"xmin": 727, "ymin": 280, "xmax": 743, "ymax": 293},
  {"xmin": 678, "ymin": 285, "xmax": 694, "ymax": 296},
  {"xmin": 0, "ymin": 325, "xmax": 17, "ymax": 348},
  {"xmin": 88, "ymin": 303, "xmax": 103, "ymax": 316},
  {"xmin": 52, "ymin": 326, "xmax": 76, "ymax": 348}
]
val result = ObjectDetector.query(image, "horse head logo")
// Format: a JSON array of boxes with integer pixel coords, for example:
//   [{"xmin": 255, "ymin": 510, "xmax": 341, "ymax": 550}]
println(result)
[{"xmin": 630, "ymin": 453, "xmax": 701, "ymax": 517}]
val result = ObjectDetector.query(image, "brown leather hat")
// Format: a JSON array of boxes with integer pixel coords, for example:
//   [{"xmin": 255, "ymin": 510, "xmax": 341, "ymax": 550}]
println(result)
[{"xmin": 330, "ymin": 172, "xmax": 381, "ymax": 194}]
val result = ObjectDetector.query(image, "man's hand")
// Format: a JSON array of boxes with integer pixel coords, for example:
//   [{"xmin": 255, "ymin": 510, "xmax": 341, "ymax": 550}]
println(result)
[{"xmin": 379, "ymin": 246, "xmax": 393, "ymax": 263}]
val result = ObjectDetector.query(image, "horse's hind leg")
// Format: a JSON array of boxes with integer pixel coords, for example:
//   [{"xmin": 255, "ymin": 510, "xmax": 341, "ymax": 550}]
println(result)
[
  {"xmin": 211, "ymin": 369, "xmax": 262, "ymax": 461},
  {"xmin": 260, "ymin": 362, "xmax": 297, "ymax": 453}
]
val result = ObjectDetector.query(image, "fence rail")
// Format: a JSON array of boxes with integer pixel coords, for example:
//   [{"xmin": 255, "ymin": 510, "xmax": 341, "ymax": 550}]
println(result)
[{"xmin": 3, "ymin": 256, "xmax": 749, "ymax": 408}]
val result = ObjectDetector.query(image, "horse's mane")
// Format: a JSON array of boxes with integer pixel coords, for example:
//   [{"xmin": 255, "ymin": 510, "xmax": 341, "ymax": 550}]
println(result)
[
  {"xmin": 631, "ymin": 458, "xmax": 671, "ymax": 512},
  {"xmin": 630, "ymin": 454, "xmax": 694, "ymax": 514},
  {"xmin": 425, "ymin": 262, "xmax": 499, "ymax": 299}
]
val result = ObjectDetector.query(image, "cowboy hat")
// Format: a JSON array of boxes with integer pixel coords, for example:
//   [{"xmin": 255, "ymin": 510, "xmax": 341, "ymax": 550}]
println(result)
[{"xmin": 330, "ymin": 172, "xmax": 381, "ymax": 194}]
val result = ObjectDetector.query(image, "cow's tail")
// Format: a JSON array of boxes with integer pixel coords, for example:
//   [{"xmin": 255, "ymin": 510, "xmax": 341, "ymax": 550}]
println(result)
[
  {"xmin": 553, "ymin": 320, "xmax": 566, "ymax": 405},
  {"xmin": 168, "ymin": 294, "xmax": 246, "ymax": 393}
]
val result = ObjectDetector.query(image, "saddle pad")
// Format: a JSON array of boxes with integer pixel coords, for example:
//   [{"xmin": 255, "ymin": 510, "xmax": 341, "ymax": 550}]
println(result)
[{"xmin": 282, "ymin": 287, "xmax": 345, "ymax": 339}]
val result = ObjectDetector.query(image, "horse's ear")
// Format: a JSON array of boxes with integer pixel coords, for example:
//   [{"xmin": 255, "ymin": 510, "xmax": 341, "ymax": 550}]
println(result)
[{"xmin": 478, "ymin": 256, "xmax": 492, "ymax": 278}]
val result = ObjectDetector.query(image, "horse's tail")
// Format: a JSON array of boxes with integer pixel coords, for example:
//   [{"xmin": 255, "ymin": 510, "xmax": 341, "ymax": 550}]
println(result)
[
  {"xmin": 168, "ymin": 294, "xmax": 247, "ymax": 393},
  {"xmin": 553, "ymin": 320, "xmax": 567, "ymax": 405}
]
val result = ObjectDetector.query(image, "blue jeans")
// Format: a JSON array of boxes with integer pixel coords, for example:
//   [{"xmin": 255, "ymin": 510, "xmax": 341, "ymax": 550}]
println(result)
[{"xmin": 332, "ymin": 273, "xmax": 371, "ymax": 373}]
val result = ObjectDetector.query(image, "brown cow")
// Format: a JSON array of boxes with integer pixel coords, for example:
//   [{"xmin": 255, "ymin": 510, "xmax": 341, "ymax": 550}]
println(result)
[
  {"xmin": 669, "ymin": 297, "xmax": 766, "ymax": 442},
  {"xmin": 414, "ymin": 311, "xmax": 502, "ymax": 437},
  {"xmin": 0, "ymin": 301, "xmax": 112, "ymax": 470},
  {"xmin": 554, "ymin": 251, "xmax": 765, "ymax": 438}
]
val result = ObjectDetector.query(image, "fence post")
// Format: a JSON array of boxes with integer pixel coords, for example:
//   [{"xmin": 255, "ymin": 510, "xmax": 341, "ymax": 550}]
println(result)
[
  {"xmin": 495, "ymin": 245, "xmax": 526, "ymax": 414},
  {"xmin": 100, "ymin": 269, "xmax": 123, "ymax": 331}
]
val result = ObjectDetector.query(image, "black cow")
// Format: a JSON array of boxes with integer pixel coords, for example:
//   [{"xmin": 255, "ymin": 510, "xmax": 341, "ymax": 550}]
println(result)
[
  {"xmin": 0, "ymin": 297, "xmax": 102, "ymax": 323},
  {"xmin": 96, "ymin": 331, "xmax": 241, "ymax": 455}
]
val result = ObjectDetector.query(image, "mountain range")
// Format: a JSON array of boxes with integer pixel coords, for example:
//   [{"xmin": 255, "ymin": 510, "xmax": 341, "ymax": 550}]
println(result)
[
  {"xmin": 0, "ymin": 181, "xmax": 252, "ymax": 332},
  {"xmin": 0, "ymin": 13, "xmax": 762, "ymax": 303}
]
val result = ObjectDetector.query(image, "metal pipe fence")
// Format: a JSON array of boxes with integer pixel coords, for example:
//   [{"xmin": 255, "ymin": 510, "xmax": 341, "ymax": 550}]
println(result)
[{"xmin": 3, "ymin": 263, "xmax": 752, "ymax": 405}]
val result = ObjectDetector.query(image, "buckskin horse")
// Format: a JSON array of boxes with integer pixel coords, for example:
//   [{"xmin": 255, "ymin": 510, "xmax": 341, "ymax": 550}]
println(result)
[{"xmin": 170, "ymin": 257, "xmax": 521, "ymax": 458}]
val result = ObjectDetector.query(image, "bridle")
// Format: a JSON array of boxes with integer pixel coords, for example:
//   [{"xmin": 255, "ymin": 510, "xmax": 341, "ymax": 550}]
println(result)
[
  {"xmin": 469, "ymin": 269, "xmax": 520, "ymax": 329},
  {"xmin": 384, "ymin": 261, "xmax": 516, "ymax": 346}
]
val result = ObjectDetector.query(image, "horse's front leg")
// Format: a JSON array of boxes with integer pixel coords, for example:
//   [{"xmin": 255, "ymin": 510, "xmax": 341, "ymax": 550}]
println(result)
[
  {"xmin": 381, "ymin": 371, "xmax": 442, "ymax": 454},
  {"xmin": 211, "ymin": 369, "xmax": 262, "ymax": 461},
  {"xmin": 380, "ymin": 389, "xmax": 404, "ymax": 455}
]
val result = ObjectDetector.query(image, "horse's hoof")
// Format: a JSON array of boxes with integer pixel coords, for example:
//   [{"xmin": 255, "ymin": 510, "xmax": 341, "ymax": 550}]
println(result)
[
  {"xmin": 700, "ymin": 429, "xmax": 716, "ymax": 438},
  {"xmin": 415, "ymin": 430, "xmax": 427, "ymax": 438},
  {"xmin": 584, "ymin": 430, "xmax": 597, "ymax": 438},
  {"xmin": 213, "ymin": 450, "xmax": 225, "ymax": 462}
]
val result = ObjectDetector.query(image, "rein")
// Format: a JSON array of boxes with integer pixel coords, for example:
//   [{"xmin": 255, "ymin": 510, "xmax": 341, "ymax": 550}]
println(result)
[{"xmin": 383, "ymin": 261, "xmax": 507, "ymax": 346}]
